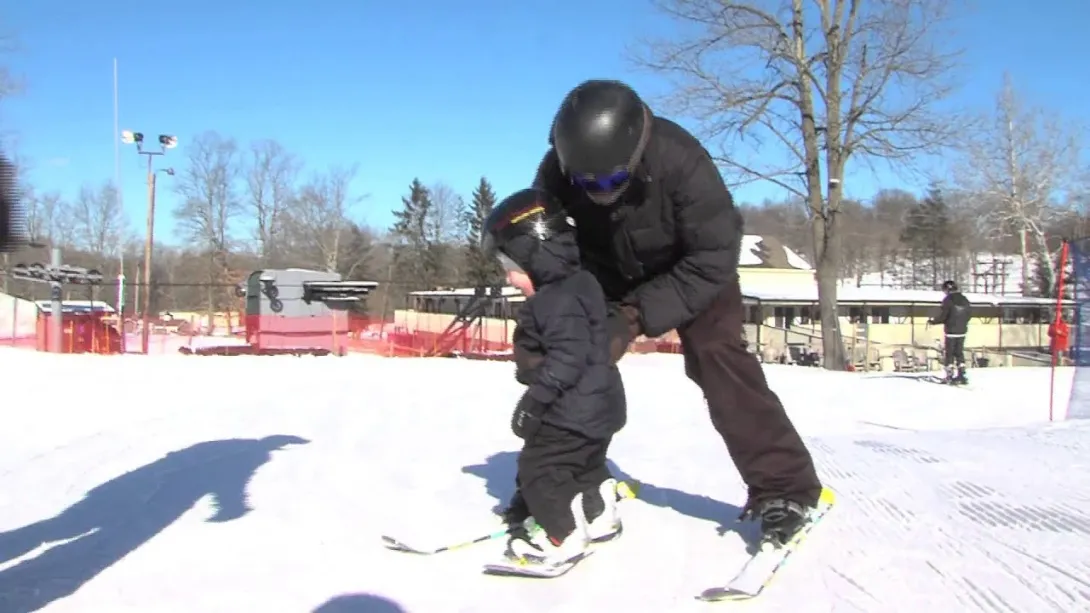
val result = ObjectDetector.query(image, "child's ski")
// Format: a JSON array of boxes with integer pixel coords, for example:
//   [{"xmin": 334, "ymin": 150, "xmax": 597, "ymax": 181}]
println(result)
[
  {"xmin": 477, "ymin": 480, "xmax": 640, "ymax": 579},
  {"xmin": 382, "ymin": 480, "xmax": 640, "ymax": 557},
  {"xmin": 482, "ymin": 550, "xmax": 594, "ymax": 578},
  {"xmin": 697, "ymin": 487, "xmax": 837, "ymax": 602}
]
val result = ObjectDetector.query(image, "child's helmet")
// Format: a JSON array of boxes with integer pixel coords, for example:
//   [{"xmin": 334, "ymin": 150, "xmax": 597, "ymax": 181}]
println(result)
[
  {"xmin": 482, "ymin": 188, "xmax": 574, "ymax": 269},
  {"xmin": 941, "ymin": 280, "xmax": 958, "ymax": 293}
]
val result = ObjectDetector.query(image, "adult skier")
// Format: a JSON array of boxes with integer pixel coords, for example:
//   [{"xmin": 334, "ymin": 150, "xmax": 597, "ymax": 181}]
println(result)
[
  {"xmin": 929, "ymin": 280, "xmax": 972, "ymax": 384},
  {"xmin": 533, "ymin": 79, "xmax": 823, "ymax": 545}
]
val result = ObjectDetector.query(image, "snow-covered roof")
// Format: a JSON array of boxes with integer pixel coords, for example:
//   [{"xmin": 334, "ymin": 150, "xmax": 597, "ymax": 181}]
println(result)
[
  {"xmin": 739, "ymin": 235, "xmax": 811, "ymax": 270},
  {"xmin": 746, "ymin": 284, "xmax": 1061, "ymax": 306},
  {"xmin": 35, "ymin": 300, "xmax": 117, "ymax": 314}
]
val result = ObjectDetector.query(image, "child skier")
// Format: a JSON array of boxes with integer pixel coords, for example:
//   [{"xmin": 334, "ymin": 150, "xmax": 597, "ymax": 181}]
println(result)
[{"xmin": 482, "ymin": 187, "xmax": 627, "ymax": 571}]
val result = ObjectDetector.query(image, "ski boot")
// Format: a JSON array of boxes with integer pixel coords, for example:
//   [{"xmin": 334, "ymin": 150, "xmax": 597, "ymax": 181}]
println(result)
[
  {"xmin": 943, "ymin": 365, "xmax": 958, "ymax": 385},
  {"xmin": 583, "ymin": 478, "xmax": 624, "ymax": 544},
  {"xmin": 740, "ymin": 497, "xmax": 814, "ymax": 550},
  {"xmin": 502, "ymin": 493, "xmax": 589, "ymax": 569},
  {"xmin": 954, "ymin": 364, "xmax": 968, "ymax": 385}
]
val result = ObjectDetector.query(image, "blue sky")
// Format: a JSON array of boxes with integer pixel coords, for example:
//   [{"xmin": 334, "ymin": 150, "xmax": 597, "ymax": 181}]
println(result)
[{"xmin": 4, "ymin": 0, "xmax": 1089, "ymax": 246}]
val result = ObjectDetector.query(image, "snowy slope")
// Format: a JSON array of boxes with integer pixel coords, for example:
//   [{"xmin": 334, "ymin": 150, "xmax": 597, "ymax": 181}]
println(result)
[{"xmin": 0, "ymin": 351, "xmax": 1086, "ymax": 612}]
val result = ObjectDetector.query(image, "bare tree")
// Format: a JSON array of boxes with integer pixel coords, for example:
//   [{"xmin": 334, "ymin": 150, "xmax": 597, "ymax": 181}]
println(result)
[
  {"xmin": 173, "ymin": 131, "xmax": 241, "ymax": 315},
  {"xmin": 244, "ymin": 139, "xmax": 298, "ymax": 264},
  {"xmin": 954, "ymin": 75, "xmax": 1082, "ymax": 296},
  {"xmin": 427, "ymin": 182, "xmax": 465, "ymax": 244},
  {"xmin": 427, "ymin": 181, "xmax": 466, "ymax": 281},
  {"xmin": 72, "ymin": 182, "xmax": 124, "ymax": 255},
  {"xmin": 632, "ymin": 0, "xmax": 963, "ymax": 369},
  {"xmin": 26, "ymin": 190, "xmax": 74, "ymax": 247},
  {"xmin": 284, "ymin": 165, "xmax": 364, "ymax": 273}
]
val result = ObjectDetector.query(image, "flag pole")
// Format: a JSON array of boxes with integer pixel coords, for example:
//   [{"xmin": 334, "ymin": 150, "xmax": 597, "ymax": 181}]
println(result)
[{"xmin": 114, "ymin": 58, "xmax": 126, "ymax": 350}]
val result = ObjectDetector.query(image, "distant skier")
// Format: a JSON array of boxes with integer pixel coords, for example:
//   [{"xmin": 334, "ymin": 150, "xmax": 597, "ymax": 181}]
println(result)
[
  {"xmin": 482, "ymin": 187, "xmax": 626, "ymax": 571},
  {"xmin": 928, "ymin": 280, "xmax": 972, "ymax": 384}
]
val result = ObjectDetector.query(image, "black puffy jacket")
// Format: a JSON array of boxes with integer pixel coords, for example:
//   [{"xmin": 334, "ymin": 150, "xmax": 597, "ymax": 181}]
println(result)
[
  {"xmin": 534, "ymin": 115, "xmax": 744, "ymax": 338},
  {"xmin": 931, "ymin": 292, "xmax": 972, "ymax": 336},
  {"xmin": 508, "ymin": 232, "xmax": 626, "ymax": 440}
]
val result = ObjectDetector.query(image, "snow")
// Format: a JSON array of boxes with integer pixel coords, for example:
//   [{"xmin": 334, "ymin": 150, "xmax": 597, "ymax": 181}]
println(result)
[
  {"xmin": 739, "ymin": 234, "xmax": 812, "ymax": 270},
  {"xmin": 0, "ymin": 350, "xmax": 1087, "ymax": 612},
  {"xmin": 849, "ymin": 252, "xmax": 1058, "ymax": 297}
]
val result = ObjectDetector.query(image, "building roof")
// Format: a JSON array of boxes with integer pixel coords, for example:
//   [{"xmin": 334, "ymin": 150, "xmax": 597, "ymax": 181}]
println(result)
[
  {"xmin": 746, "ymin": 284, "xmax": 1062, "ymax": 307},
  {"xmin": 35, "ymin": 300, "xmax": 117, "ymax": 314},
  {"xmin": 409, "ymin": 282, "xmax": 1061, "ymax": 308}
]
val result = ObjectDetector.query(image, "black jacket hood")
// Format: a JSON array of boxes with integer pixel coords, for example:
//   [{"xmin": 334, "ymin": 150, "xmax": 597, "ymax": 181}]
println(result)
[{"xmin": 503, "ymin": 231, "xmax": 581, "ymax": 289}]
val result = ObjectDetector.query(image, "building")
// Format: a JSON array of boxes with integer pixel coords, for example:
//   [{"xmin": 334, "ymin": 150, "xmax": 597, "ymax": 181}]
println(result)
[{"xmin": 399, "ymin": 236, "xmax": 1060, "ymax": 366}]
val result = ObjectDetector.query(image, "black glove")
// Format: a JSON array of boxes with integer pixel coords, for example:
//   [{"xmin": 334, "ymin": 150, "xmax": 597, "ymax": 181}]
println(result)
[
  {"xmin": 606, "ymin": 305, "xmax": 642, "ymax": 364},
  {"xmin": 514, "ymin": 347, "xmax": 544, "ymax": 385},
  {"xmin": 511, "ymin": 392, "xmax": 546, "ymax": 440}
]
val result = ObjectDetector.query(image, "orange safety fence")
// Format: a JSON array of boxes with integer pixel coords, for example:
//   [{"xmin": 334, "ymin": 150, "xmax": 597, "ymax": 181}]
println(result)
[{"xmin": 0, "ymin": 309, "xmax": 685, "ymax": 357}]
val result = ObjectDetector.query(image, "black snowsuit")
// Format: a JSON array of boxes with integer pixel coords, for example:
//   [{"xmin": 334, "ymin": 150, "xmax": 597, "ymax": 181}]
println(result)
[
  {"xmin": 507, "ymin": 230, "xmax": 626, "ymax": 541},
  {"xmin": 535, "ymin": 114, "xmax": 822, "ymax": 509},
  {"xmin": 930, "ymin": 292, "xmax": 972, "ymax": 371}
]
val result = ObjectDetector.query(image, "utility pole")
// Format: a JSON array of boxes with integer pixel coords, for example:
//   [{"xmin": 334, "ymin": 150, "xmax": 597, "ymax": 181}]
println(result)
[{"xmin": 120, "ymin": 130, "xmax": 177, "ymax": 354}]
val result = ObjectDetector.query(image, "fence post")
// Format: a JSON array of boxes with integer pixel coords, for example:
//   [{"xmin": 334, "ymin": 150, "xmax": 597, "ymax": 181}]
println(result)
[
  {"xmin": 10, "ymin": 294, "xmax": 16, "ymax": 345},
  {"xmin": 1048, "ymin": 238, "xmax": 1071, "ymax": 422},
  {"xmin": 49, "ymin": 247, "xmax": 63, "ymax": 353}
]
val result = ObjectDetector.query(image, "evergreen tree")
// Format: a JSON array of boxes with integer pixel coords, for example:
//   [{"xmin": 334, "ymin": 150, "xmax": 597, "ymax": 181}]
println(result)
[
  {"xmin": 1034, "ymin": 249, "xmax": 1073, "ymax": 299},
  {"xmin": 461, "ymin": 177, "xmax": 505, "ymax": 287},
  {"xmin": 900, "ymin": 184, "xmax": 954, "ymax": 288},
  {"xmin": 389, "ymin": 179, "xmax": 440, "ymax": 291}
]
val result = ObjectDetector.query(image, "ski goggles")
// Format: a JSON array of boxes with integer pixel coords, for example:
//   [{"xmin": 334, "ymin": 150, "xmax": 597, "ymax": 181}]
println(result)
[{"xmin": 570, "ymin": 168, "xmax": 632, "ymax": 194}]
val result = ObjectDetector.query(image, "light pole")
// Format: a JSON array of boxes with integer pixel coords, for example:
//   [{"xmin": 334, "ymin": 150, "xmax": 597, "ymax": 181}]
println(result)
[{"xmin": 121, "ymin": 130, "xmax": 177, "ymax": 355}]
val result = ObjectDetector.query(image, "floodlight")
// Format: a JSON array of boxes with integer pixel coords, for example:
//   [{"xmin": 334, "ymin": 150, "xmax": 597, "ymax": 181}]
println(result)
[
  {"xmin": 159, "ymin": 134, "xmax": 178, "ymax": 149},
  {"xmin": 120, "ymin": 130, "xmax": 137, "ymax": 145}
]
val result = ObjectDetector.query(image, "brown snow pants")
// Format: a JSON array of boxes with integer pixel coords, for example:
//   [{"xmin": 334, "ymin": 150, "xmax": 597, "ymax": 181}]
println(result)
[{"xmin": 677, "ymin": 277, "xmax": 823, "ymax": 508}]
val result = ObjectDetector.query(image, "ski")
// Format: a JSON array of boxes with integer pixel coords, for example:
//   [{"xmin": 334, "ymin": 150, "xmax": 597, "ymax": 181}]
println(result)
[
  {"xmin": 918, "ymin": 375, "xmax": 971, "ymax": 388},
  {"xmin": 382, "ymin": 480, "xmax": 640, "ymax": 557},
  {"xmin": 697, "ymin": 487, "xmax": 837, "ymax": 602},
  {"xmin": 482, "ymin": 550, "xmax": 594, "ymax": 578}
]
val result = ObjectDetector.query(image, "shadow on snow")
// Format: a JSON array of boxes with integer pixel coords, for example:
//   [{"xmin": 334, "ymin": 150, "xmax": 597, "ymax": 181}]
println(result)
[
  {"xmin": 461, "ymin": 450, "xmax": 758, "ymax": 544},
  {"xmin": 0, "ymin": 434, "xmax": 310, "ymax": 612}
]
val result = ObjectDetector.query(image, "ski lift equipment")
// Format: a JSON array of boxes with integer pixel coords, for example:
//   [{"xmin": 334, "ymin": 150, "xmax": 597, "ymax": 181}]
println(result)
[
  {"xmin": 302, "ymin": 280, "xmax": 378, "ymax": 304},
  {"xmin": 7, "ymin": 262, "xmax": 103, "ymax": 284}
]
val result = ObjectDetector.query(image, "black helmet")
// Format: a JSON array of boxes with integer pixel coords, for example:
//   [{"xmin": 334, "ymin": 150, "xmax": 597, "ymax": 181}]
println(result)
[
  {"xmin": 483, "ymin": 187, "xmax": 574, "ymax": 271},
  {"xmin": 941, "ymin": 280, "xmax": 959, "ymax": 293},
  {"xmin": 550, "ymin": 80, "xmax": 651, "ymax": 205}
]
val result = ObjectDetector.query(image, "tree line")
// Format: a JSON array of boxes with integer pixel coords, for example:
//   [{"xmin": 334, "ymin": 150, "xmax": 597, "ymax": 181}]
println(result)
[
  {"xmin": 8, "ymin": 139, "xmax": 1084, "ymax": 324},
  {"xmin": 742, "ymin": 181, "xmax": 1087, "ymax": 299},
  {"xmin": 4, "ymin": 132, "xmax": 511, "ymax": 321}
]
